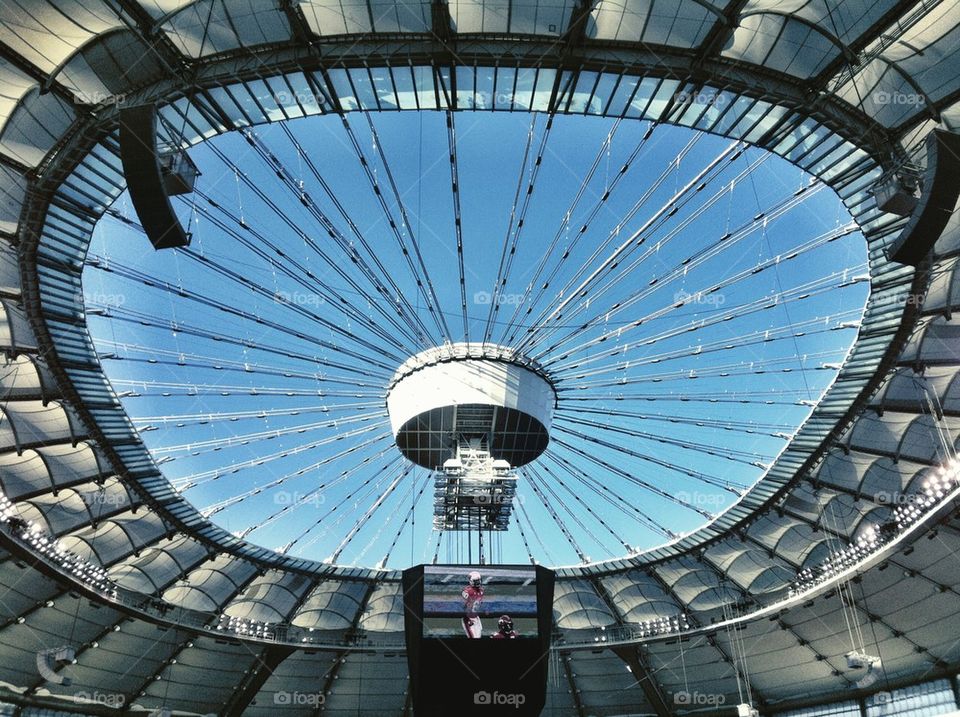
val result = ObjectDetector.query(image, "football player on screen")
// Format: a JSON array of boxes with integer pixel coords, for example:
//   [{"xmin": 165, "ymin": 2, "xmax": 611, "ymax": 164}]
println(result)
[
  {"xmin": 461, "ymin": 571, "xmax": 484, "ymax": 638},
  {"xmin": 491, "ymin": 615, "xmax": 518, "ymax": 639}
]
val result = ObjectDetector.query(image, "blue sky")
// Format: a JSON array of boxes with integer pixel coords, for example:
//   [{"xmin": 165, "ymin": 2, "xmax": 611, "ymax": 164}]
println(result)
[{"xmin": 83, "ymin": 110, "xmax": 869, "ymax": 568}]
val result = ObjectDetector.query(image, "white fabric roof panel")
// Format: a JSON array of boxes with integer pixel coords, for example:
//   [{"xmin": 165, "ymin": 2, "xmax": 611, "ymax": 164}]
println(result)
[
  {"xmin": 137, "ymin": 636, "xmax": 261, "ymax": 713},
  {"xmin": 368, "ymin": 0, "xmax": 432, "ymax": 32},
  {"xmin": 588, "ymin": 0, "xmax": 718, "ymax": 46},
  {"xmin": 723, "ymin": 12, "xmax": 840, "ymax": 79},
  {"xmin": 0, "ymin": 90, "xmax": 76, "ymax": 167},
  {"xmin": 881, "ymin": 1, "xmax": 960, "ymax": 105},
  {"xmin": 59, "ymin": 507, "xmax": 167, "ymax": 565},
  {"xmin": 896, "ymin": 413, "xmax": 960, "ymax": 462},
  {"xmin": 357, "ymin": 581, "xmax": 403, "ymax": 632},
  {"xmin": 0, "ymin": 356, "xmax": 45, "ymax": 401},
  {"xmin": 923, "ymin": 258, "xmax": 960, "ymax": 311},
  {"xmin": 60, "ymin": 619, "xmax": 188, "ymax": 702},
  {"xmin": 18, "ymin": 488, "xmax": 94, "ymax": 535},
  {"xmin": 291, "ymin": 578, "xmax": 367, "ymax": 629},
  {"xmin": 37, "ymin": 441, "xmax": 105, "ymax": 482},
  {"xmin": 0, "ymin": 299, "xmax": 37, "ymax": 352},
  {"xmin": 450, "ymin": 0, "xmax": 511, "ymax": 34},
  {"xmin": 0, "ymin": 164, "xmax": 26, "ymax": 236},
  {"xmin": 0, "ymin": 0, "xmax": 123, "ymax": 74},
  {"xmin": 109, "ymin": 534, "xmax": 209, "ymax": 593},
  {"xmin": 745, "ymin": 0, "xmax": 899, "ymax": 45},
  {"xmin": 112, "ymin": 548, "xmax": 191, "ymax": 594},
  {"xmin": 600, "ymin": 571, "xmax": 683, "ymax": 621},
  {"xmin": 0, "ymin": 400, "xmax": 77, "ymax": 447},
  {"xmin": 161, "ymin": 0, "xmax": 291, "ymax": 56},
  {"xmin": 224, "ymin": 569, "xmax": 313, "ymax": 622},
  {"xmin": 0, "ymin": 450, "xmax": 57, "ymax": 499},
  {"xmin": 59, "ymin": 30, "xmax": 165, "ymax": 101},
  {"xmin": 161, "ymin": 552, "xmax": 257, "ymax": 611},
  {"xmin": 0, "ymin": 242, "xmax": 21, "ymax": 294},
  {"xmin": 704, "ymin": 543, "xmax": 794, "ymax": 594},
  {"xmin": 318, "ymin": 653, "xmax": 409, "ymax": 713},
  {"xmin": 247, "ymin": 650, "xmax": 346, "ymax": 717},
  {"xmin": 872, "ymin": 367, "xmax": 960, "ymax": 412},
  {"xmin": 553, "ymin": 578, "xmax": 617, "ymax": 629},
  {"xmin": 300, "ymin": 0, "xmax": 378, "ymax": 35},
  {"xmin": 569, "ymin": 650, "xmax": 650, "ymax": 713},
  {"xmin": 900, "ymin": 315, "xmax": 960, "ymax": 365},
  {"xmin": 0, "ymin": 60, "xmax": 36, "ymax": 130}
]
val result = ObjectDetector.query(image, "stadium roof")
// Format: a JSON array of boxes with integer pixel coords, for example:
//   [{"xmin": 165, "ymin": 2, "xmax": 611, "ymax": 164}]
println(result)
[{"xmin": 0, "ymin": 0, "xmax": 959, "ymax": 714}]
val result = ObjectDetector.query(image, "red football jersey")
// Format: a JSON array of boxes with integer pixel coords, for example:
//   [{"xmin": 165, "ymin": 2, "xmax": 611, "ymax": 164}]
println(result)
[{"xmin": 461, "ymin": 585, "xmax": 483, "ymax": 617}]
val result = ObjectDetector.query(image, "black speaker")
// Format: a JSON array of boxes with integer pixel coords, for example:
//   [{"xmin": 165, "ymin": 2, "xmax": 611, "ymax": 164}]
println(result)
[
  {"xmin": 884, "ymin": 129, "xmax": 960, "ymax": 266},
  {"xmin": 119, "ymin": 104, "xmax": 192, "ymax": 250}
]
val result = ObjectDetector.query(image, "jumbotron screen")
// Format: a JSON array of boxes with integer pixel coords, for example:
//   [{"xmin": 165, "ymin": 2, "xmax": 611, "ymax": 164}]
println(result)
[{"xmin": 421, "ymin": 565, "xmax": 538, "ymax": 639}]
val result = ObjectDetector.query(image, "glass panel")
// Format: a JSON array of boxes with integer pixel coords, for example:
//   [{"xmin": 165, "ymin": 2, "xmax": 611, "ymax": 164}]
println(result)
[
  {"xmin": 606, "ymin": 74, "xmax": 639, "ymax": 117},
  {"xmin": 347, "ymin": 67, "xmax": 379, "ymax": 110},
  {"xmin": 264, "ymin": 75, "xmax": 300, "ymax": 118},
  {"xmin": 413, "ymin": 66, "xmax": 439, "ymax": 109},
  {"xmin": 285, "ymin": 71, "xmax": 325, "ymax": 115},
  {"xmin": 456, "ymin": 65, "xmax": 476, "ymax": 108},
  {"xmin": 783, "ymin": 123, "xmax": 832, "ymax": 163},
  {"xmin": 625, "ymin": 76, "xmax": 662, "ymax": 118},
  {"xmin": 368, "ymin": 67, "xmax": 397, "ymax": 110},
  {"xmin": 591, "ymin": 72, "xmax": 619, "ymax": 115},
  {"xmin": 494, "ymin": 66, "xmax": 517, "ymax": 109},
  {"xmin": 246, "ymin": 78, "xmax": 286, "ymax": 122},
  {"xmin": 741, "ymin": 103, "xmax": 787, "ymax": 144},
  {"xmin": 437, "ymin": 65, "xmax": 454, "ymax": 108},
  {"xmin": 531, "ymin": 68, "xmax": 556, "ymax": 111},
  {"xmin": 328, "ymin": 68, "xmax": 359, "ymax": 111},
  {"xmin": 644, "ymin": 78, "xmax": 681, "ymax": 120},
  {"xmin": 392, "ymin": 66, "xmax": 418, "ymax": 109},
  {"xmin": 513, "ymin": 67, "xmax": 538, "ymax": 111},
  {"xmin": 711, "ymin": 95, "xmax": 753, "ymax": 136},
  {"xmin": 568, "ymin": 70, "xmax": 599, "ymax": 113},
  {"xmin": 772, "ymin": 116, "xmax": 821, "ymax": 156},
  {"xmin": 692, "ymin": 89, "xmax": 733, "ymax": 130},
  {"xmin": 799, "ymin": 134, "xmax": 844, "ymax": 170},
  {"xmin": 474, "ymin": 66, "xmax": 495, "ymax": 110}
]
